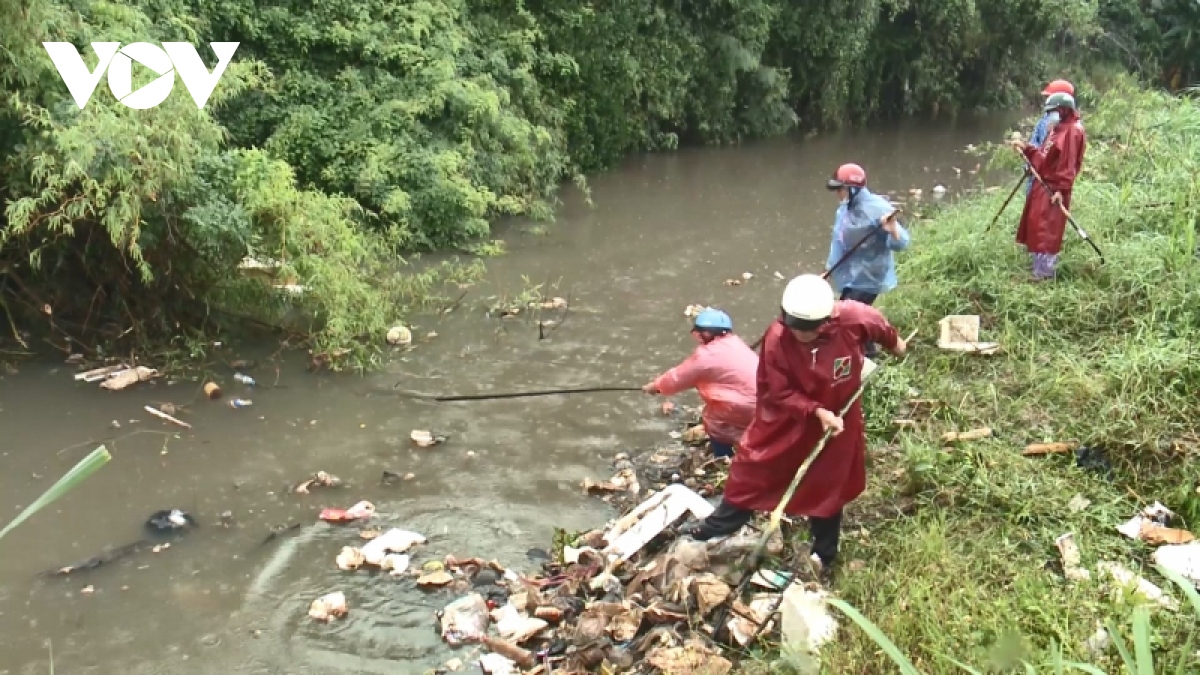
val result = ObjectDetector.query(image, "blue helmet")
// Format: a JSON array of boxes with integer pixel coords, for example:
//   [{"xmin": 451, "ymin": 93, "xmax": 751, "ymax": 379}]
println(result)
[{"xmin": 694, "ymin": 308, "xmax": 734, "ymax": 332}]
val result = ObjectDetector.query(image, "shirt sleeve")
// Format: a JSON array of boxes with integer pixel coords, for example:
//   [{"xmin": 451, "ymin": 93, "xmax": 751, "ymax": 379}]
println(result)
[
  {"xmin": 886, "ymin": 221, "xmax": 910, "ymax": 251},
  {"xmin": 653, "ymin": 351, "xmax": 710, "ymax": 396},
  {"xmin": 826, "ymin": 221, "xmax": 846, "ymax": 271},
  {"xmin": 853, "ymin": 303, "xmax": 900, "ymax": 350},
  {"xmin": 862, "ymin": 194, "xmax": 894, "ymax": 225},
  {"xmin": 1030, "ymin": 115, "xmax": 1049, "ymax": 147}
]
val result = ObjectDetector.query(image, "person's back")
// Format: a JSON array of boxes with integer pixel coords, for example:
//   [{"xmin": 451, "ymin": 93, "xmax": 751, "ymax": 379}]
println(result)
[
  {"xmin": 643, "ymin": 309, "xmax": 758, "ymax": 457},
  {"xmin": 685, "ymin": 333, "xmax": 758, "ymax": 443}
]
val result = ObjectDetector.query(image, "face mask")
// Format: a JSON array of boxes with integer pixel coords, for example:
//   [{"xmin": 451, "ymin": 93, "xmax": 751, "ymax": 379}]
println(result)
[{"xmin": 1047, "ymin": 111, "xmax": 1061, "ymax": 124}]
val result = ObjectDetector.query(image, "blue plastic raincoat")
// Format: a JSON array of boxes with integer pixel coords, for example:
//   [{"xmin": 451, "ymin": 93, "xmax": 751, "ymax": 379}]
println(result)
[
  {"xmin": 826, "ymin": 187, "xmax": 910, "ymax": 296},
  {"xmin": 1026, "ymin": 111, "xmax": 1060, "ymax": 193}
]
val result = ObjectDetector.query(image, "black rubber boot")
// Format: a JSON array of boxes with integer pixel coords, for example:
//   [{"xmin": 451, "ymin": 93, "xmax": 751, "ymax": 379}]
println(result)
[
  {"xmin": 681, "ymin": 500, "xmax": 754, "ymax": 541},
  {"xmin": 809, "ymin": 509, "xmax": 843, "ymax": 586}
]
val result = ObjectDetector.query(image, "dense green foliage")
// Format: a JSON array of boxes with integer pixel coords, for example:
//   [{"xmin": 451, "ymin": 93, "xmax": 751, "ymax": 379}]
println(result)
[
  {"xmin": 759, "ymin": 81, "xmax": 1198, "ymax": 673},
  {"xmin": 0, "ymin": 0, "xmax": 1195, "ymax": 362}
]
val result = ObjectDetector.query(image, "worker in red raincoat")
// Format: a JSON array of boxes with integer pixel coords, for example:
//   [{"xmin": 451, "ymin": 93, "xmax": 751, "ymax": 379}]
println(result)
[
  {"xmin": 682, "ymin": 274, "xmax": 906, "ymax": 584},
  {"xmin": 1011, "ymin": 91, "xmax": 1087, "ymax": 280},
  {"xmin": 643, "ymin": 308, "xmax": 758, "ymax": 458}
]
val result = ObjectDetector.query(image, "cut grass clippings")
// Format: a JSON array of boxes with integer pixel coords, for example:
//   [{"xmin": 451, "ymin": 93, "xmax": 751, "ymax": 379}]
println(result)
[{"xmin": 757, "ymin": 79, "xmax": 1199, "ymax": 673}]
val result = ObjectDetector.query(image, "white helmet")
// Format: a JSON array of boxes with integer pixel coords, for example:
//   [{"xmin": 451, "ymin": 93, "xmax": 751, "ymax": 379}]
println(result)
[{"xmin": 781, "ymin": 274, "xmax": 835, "ymax": 323}]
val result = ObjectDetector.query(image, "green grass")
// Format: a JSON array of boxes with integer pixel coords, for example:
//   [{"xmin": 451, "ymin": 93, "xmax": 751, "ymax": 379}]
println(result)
[{"xmin": 777, "ymin": 79, "xmax": 1200, "ymax": 673}]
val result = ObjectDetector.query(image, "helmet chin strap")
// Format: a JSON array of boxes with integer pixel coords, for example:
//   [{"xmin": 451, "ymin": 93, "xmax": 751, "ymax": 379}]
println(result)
[{"xmin": 847, "ymin": 185, "xmax": 862, "ymax": 206}]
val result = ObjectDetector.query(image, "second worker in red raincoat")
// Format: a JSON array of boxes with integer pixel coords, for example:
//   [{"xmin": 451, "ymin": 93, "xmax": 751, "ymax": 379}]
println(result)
[
  {"xmin": 682, "ymin": 274, "xmax": 906, "ymax": 584},
  {"xmin": 1013, "ymin": 91, "xmax": 1087, "ymax": 280}
]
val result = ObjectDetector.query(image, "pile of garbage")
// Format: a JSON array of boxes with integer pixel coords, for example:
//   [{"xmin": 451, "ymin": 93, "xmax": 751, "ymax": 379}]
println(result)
[
  {"xmin": 387, "ymin": 481, "xmax": 835, "ymax": 675},
  {"xmin": 1050, "ymin": 501, "xmax": 1200, "ymax": 655},
  {"xmin": 581, "ymin": 403, "xmax": 727, "ymax": 513},
  {"xmin": 302, "ymin": 403, "xmax": 839, "ymax": 674},
  {"xmin": 426, "ymin": 409, "xmax": 837, "ymax": 672}
]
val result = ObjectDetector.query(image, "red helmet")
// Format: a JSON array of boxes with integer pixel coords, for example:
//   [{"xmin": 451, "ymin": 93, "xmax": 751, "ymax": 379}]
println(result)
[
  {"xmin": 1041, "ymin": 79, "xmax": 1075, "ymax": 96},
  {"xmin": 827, "ymin": 163, "xmax": 866, "ymax": 190}
]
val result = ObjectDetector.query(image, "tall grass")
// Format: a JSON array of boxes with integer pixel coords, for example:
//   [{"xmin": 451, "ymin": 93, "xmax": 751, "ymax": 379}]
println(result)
[
  {"xmin": 825, "ymin": 565, "xmax": 1200, "ymax": 673},
  {"xmin": 800, "ymin": 79, "xmax": 1200, "ymax": 672}
]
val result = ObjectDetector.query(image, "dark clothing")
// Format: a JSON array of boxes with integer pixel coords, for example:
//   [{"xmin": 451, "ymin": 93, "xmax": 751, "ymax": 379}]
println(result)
[
  {"xmin": 709, "ymin": 440, "xmax": 735, "ymax": 459},
  {"xmin": 839, "ymin": 288, "xmax": 878, "ymax": 305},
  {"xmin": 808, "ymin": 509, "xmax": 844, "ymax": 566},
  {"xmin": 695, "ymin": 500, "xmax": 753, "ymax": 536},
  {"xmin": 688, "ymin": 501, "xmax": 845, "ymax": 567},
  {"xmin": 839, "ymin": 289, "xmax": 879, "ymax": 358}
]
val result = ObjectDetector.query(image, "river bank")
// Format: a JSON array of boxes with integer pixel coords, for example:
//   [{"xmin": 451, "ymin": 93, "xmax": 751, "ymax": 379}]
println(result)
[
  {"xmin": 0, "ymin": 117, "xmax": 1010, "ymax": 674},
  {"xmin": 779, "ymin": 81, "xmax": 1200, "ymax": 672},
  {"xmin": 4, "ymin": 80, "xmax": 1196, "ymax": 674},
  {"xmin": 6, "ymin": 1, "xmax": 1192, "ymax": 365}
]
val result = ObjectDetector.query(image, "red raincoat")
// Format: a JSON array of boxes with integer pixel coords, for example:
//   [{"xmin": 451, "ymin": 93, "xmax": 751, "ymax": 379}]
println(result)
[
  {"xmin": 653, "ymin": 334, "xmax": 758, "ymax": 445},
  {"xmin": 1016, "ymin": 108, "xmax": 1086, "ymax": 255},
  {"xmin": 722, "ymin": 301, "xmax": 899, "ymax": 518}
]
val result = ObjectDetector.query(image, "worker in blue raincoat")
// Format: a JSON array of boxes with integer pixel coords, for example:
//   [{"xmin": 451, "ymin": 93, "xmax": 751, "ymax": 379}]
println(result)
[{"xmin": 824, "ymin": 163, "xmax": 910, "ymax": 358}]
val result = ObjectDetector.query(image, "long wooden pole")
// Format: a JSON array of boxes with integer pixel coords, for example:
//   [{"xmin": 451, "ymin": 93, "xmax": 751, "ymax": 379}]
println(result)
[
  {"xmin": 739, "ymin": 328, "xmax": 918, "ymax": 574},
  {"xmin": 433, "ymin": 386, "xmax": 642, "ymax": 402},
  {"xmin": 748, "ymin": 210, "xmax": 901, "ymax": 351},
  {"xmin": 1016, "ymin": 150, "xmax": 1105, "ymax": 263},
  {"xmin": 985, "ymin": 171, "xmax": 1029, "ymax": 233}
]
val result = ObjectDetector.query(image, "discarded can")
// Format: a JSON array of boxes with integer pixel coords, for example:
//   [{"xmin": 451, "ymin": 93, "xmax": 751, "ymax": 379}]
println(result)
[
  {"xmin": 229, "ymin": 398, "xmax": 253, "ymax": 409},
  {"xmin": 234, "ymin": 373, "xmax": 256, "ymax": 386}
]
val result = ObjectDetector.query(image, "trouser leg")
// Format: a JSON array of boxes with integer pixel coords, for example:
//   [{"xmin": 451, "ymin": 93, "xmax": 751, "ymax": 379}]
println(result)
[
  {"xmin": 839, "ymin": 288, "xmax": 880, "ymax": 357},
  {"xmin": 709, "ymin": 440, "xmax": 735, "ymax": 458},
  {"xmin": 1032, "ymin": 252, "xmax": 1059, "ymax": 280},
  {"xmin": 688, "ymin": 499, "xmax": 753, "ymax": 541},
  {"xmin": 808, "ymin": 509, "xmax": 844, "ymax": 567}
]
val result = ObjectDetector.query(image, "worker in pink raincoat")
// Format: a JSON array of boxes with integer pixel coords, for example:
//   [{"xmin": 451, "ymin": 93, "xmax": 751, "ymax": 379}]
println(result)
[
  {"xmin": 642, "ymin": 308, "xmax": 758, "ymax": 458},
  {"xmin": 682, "ymin": 275, "xmax": 906, "ymax": 585}
]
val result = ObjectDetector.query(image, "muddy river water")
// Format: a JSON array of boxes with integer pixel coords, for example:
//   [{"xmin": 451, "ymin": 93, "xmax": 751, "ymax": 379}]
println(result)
[{"xmin": 0, "ymin": 114, "xmax": 1017, "ymax": 674}]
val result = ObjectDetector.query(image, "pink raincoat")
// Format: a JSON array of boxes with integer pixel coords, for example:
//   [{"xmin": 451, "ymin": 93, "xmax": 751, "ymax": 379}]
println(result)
[{"xmin": 652, "ymin": 334, "xmax": 759, "ymax": 445}]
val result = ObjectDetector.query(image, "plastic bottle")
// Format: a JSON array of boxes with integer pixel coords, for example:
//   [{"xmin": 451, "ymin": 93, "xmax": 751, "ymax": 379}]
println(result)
[
  {"xmin": 229, "ymin": 398, "xmax": 253, "ymax": 409},
  {"xmin": 234, "ymin": 373, "xmax": 256, "ymax": 386}
]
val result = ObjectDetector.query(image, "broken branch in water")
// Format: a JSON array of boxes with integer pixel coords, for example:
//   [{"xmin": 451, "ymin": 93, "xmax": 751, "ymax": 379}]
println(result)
[
  {"xmin": 144, "ymin": 405, "xmax": 192, "ymax": 429},
  {"xmin": 55, "ymin": 429, "xmax": 176, "ymax": 456},
  {"xmin": 0, "ymin": 292, "xmax": 29, "ymax": 349},
  {"xmin": 440, "ymin": 287, "xmax": 471, "ymax": 316},
  {"xmin": 259, "ymin": 523, "xmax": 303, "ymax": 546},
  {"xmin": 539, "ymin": 290, "xmax": 572, "ymax": 340},
  {"xmin": 40, "ymin": 539, "xmax": 149, "ymax": 577}
]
